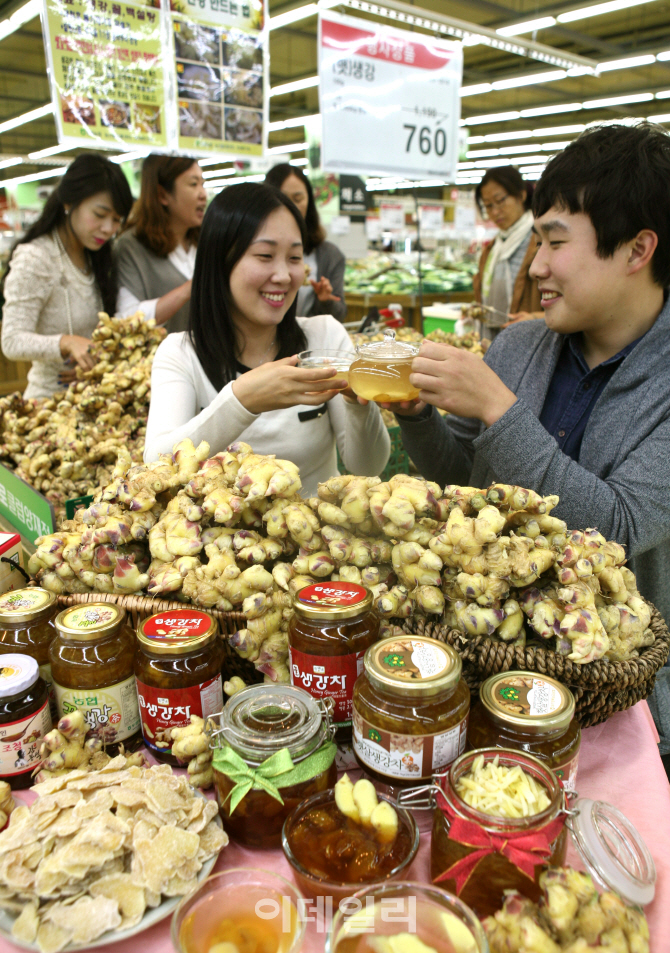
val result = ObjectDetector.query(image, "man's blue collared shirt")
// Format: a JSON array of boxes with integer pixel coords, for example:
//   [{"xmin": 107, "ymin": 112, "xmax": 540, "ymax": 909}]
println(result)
[{"xmin": 539, "ymin": 334, "xmax": 642, "ymax": 461}]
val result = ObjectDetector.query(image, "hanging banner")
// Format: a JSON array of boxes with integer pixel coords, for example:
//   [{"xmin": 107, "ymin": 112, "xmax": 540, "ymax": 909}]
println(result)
[
  {"xmin": 318, "ymin": 10, "xmax": 462, "ymax": 180},
  {"xmin": 42, "ymin": 0, "xmax": 168, "ymax": 150},
  {"xmin": 168, "ymin": 0, "xmax": 267, "ymax": 156}
]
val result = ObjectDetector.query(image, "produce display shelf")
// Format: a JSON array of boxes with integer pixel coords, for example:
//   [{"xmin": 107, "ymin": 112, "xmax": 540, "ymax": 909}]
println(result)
[{"xmin": 344, "ymin": 291, "xmax": 474, "ymax": 332}]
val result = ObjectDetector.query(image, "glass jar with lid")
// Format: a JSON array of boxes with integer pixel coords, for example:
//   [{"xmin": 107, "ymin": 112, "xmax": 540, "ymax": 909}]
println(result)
[
  {"xmin": 0, "ymin": 588, "xmax": 59, "ymax": 721},
  {"xmin": 348, "ymin": 329, "xmax": 420, "ymax": 404},
  {"xmin": 0, "ymin": 653, "xmax": 52, "ymax": 789},
  {"xmin": 352, "ymin": 636, "xmax": 470, "ymax": 795},
  {"xmin": 467, "ymin": 671, "xmax": 581, "ymax": 790},
  {"xmin": 288, "ymin": 581, "xmax": 380, "ymax": 744},
  {"xmin": 427, "ymin": 747, "xmax": 656, "ymax": 919},
  {"xmin": 210, "ymin": 683, "xmax": 337, "ymax": 849},
  {"xmin": 135, "ymin": 608, "xmax": 224, "ymax": 763},
  {"xmin": 50, "ymin": 603, "xmax": 141, "ymax": 751}
]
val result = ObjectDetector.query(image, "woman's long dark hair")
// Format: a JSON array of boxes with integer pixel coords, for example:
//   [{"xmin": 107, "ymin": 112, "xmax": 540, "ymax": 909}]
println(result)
[
  {"xmin": 189, "ymin": 182, "xmax": 308, "ymax": 391},
  {"xmin": 2, "ymin": 153, "xmax": 133, "ymax": 315},
  {"xmin": 124, "ymin": 155, "xmax": 200, "ymax": 256},
  {"xmin": 264, "ymin": 163, "xmax": 326, "ymax": 255}
]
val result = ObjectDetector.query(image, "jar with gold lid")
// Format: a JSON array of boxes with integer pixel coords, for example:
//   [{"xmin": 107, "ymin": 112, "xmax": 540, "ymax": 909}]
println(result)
[
  {"xmin": 467, "ymin": 671, "xmax": 581, "ymax": 790},
  {"xmin": 288, "ymin": 581, "xmax": 380, "ymax": 743},
  {"xmin": 210, "ymin": 683, "xmax": 337, "ymax": 848},
  {"xmin": 135, "ymin": 608, "xmax": 224, "ymax": 763},
  {"xmin": 0, "ymin": 653, "xmax": 51, "ymax": 789},
  {"xmin": 49, "ymin": 603, "xmax": 140, "ymax": 751},
  {"xmin": 0, "ymin": 588, "xmax": 58, "ymax": 721},
  {"xmin": 353, "ymin": 635, "xmax": 470, "ymax": 794}
]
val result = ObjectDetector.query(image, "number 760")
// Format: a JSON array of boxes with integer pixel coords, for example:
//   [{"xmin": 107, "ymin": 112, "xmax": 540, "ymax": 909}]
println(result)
[{"xmin": 404, "ymin": 124, "xmax": 447, "ymax": 156}]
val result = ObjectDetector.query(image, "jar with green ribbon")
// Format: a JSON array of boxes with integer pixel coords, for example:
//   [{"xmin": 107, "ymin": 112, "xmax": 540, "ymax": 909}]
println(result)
[{"xmin": 210, "ymin": 684, "xmax": 337, "ymax": 849}]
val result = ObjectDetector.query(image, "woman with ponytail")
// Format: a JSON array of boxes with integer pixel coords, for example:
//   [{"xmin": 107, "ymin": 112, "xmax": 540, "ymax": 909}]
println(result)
[{"xmin": 1, "ymin": 152, "xmax": 133, "ymax": 397}]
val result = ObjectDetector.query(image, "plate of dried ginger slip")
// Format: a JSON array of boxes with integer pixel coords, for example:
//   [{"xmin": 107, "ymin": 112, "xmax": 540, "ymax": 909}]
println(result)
[{"xmin": 0, "ymin": 757, "xmax": 228, "ymax": 953}]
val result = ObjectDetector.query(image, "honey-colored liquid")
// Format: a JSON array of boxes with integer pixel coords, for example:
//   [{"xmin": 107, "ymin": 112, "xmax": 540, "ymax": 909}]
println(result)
[
  {"xmin": 304, "ymin": 362, "xmax": 350, "ymax": 383},
  {"xmin": 179, "ymin": 894, "xmax": 299, "ymax": 953},
  {"xmin": 333, "ymin": 901, "xmax": 463, "ymax": 953},
  {"xmin": 348, "ymin": 357, "xmax": 420, "ymax": 403}
]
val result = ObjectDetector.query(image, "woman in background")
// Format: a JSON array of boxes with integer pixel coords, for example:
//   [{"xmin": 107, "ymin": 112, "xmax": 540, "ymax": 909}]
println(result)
[
  {"xmin": 145, "ymin": 182, "xmax": 388, "ymax": 496},
  {"xmin": 473, "ymin": 166, "xmax": 542, "ymax": 326},
  {"xmin": 115, "ymin": 155, "xmax": 206, "ymax": 332},
  {"xmin": 265, "ymin": 163, "xmax": 347, "ymax": 321},
  {"xmin": 1, "ymin": 153, "xmax": 133, "ymax": 398}
]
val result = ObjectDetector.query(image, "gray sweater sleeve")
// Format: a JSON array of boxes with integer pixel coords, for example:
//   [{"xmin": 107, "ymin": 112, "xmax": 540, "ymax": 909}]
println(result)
[{"xmin": 394, "ymin": 406, "xmax": 482, "ymax": 487}]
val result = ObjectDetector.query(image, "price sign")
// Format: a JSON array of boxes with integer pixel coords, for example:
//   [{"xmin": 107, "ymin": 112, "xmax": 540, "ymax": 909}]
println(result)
[
  {"xmin": 420, "ymin": 205, "xmax": 444, "ymax": 231},
  {"xmin": 379, "ymin": 202, "xmax": 405, "ymax": 231},
  {"xmin": 318, "ymin": 11, "xmax": 462, "ymax": 179}
]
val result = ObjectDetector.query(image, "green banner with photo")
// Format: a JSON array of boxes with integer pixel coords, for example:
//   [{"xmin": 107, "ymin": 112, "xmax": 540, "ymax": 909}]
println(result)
[
  {"xmin": 0, "ymin": 465, "xmax": 55, "ymax": 546},
  {"xmin": 43, "ymin": 0, "xmax": 168, "ymax": 150}
]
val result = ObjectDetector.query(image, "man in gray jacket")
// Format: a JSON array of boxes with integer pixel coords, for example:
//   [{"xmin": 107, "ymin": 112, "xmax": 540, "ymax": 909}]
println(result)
[{"xmin": 392, "ymin": 122, "xmax": 670, "ymax": 753}]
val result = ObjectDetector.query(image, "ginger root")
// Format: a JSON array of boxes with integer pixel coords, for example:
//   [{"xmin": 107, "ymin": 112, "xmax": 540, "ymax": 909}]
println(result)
[{"xmin": 170, "ymin": 715, "xmax": 214, "ymax": 789}]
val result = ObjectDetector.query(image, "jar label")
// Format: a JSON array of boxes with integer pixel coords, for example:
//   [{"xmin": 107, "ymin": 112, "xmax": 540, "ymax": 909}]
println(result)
[
  {"xmin": 60, "ymin": 605, "xmax": 121, "ymax": 632},
  {"xmin": 352, "ymin": 707, "xmax": 469, "ymax": 779},
  {"xmin": 0, "ymin": 589, "xmax": 51, "ymax": 614},
  {"xmin": 142, "ymin": 610, "xmax": 213, "ymax": 641},
  {"xmin": 136, "ymin": 675, "xmax": 223, "ymax": 754},
  {"xmin": 289, "ymin": 646, "xmax": 364, "ymax": 724},
  {"xmin": 297, "ymin": 582, "xmax": 368, "ymax": 608},
  {"xmin": 38, "ymin": 662, "xmax": 58, "ymax": 723},
  {"xmin": 377, "ymin": 638, "xmax": 451, "ymax": 681},
  {"xmin": 54, "ymin": 674, "xmax": 140, "ymax": 743},
  {"xmin": 494, "ymin": 676, "xmax": 563, "ymax": 717},
  {"xmin": 0, "ymin": 697, "xmax": 51, "ymax": 777},
  {"xmin": 555, "ymin": 753, "xmax": 579, "ymax": 793}
]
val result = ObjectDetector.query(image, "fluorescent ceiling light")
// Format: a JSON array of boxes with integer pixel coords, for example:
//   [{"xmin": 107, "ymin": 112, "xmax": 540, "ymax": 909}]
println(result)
[
  {"xmin": 582, "ymin": 93, "xmax": 654, "ymax": 108},
  {"xmin": 28, "ymin": 144, "xmax": 73, "ymax": 159},
  {"xmin": 0, "ymin": 0, "xmax": 40, "ymax": 42},
  {"xmin": 467, "ymin": 149, "xmax": 500, "ymax": 158},
  {"xmin": 651, "ymin": 113, "xmax": 670, "ymax": 122},
  {"xmin": 502, "ymin": 144, "xmax": 548, "ymax": 154},
  {"xmin": 266, "ymin": 141, "xmax": 307, "ymax": 155},
  {"xmin": 655, "ymin": 90, "xmax": 670, "ymax": 98},
  {"xmin": 598, "ymin": 54, "xmax": 656, "ymax": 72},
  {"xmin": 657, "ymin": 52, "xmax": 670, "ymax": 62},
  {"xmin": 467, "ymin": 111, "xmax": 521, "ymax": 126},
  {"xmin": 267, "ymin": 113, "xmax": 318, "ymax": 132},
  {"xmin": 202, "ymin": 167, "xmax": 235, "ymax": 179},
  {"xmin": 491, "ymin": 70, "xmax": 567, "ymax": 91},
  {"xmin": 110, "ymin": 151, "xmax": 150, "ymax": 164},
  {"xmin": 461, "ymin": 84, "xmax": 493, "ymax": 97},
  {"xmin": 541, "ymin": 140, "xmax": 571, "ymax": 149},
  {"xmin": 0, "ymin": 103, "xmax": 53, "ymax": 136},
  {"xmin": 558, "ymin": 0, "xmax": 659, "ymax": 23},
  {"xmin": 532, "ymin": 123, "xmax": 585, "ymax": 135},
  {"xmin": 268, "ymin": 3, "xmax": 318, "ymax": 30},
  {"xmin": 0, "ymin": 157, "xmax": 22, "ymax": 170},
  {"xmin": 290, "ymin": 158, "xmax": 309, "ymax": 166},
  {"xmin": 199, "ymin": 157, "xmax": 233, "ymax": 167},
  {"xmin": 520, "ymin": 102, "xmax": 582, "ymax": 117},
  {"xmin": 0, "ymin": 166, "xmax": 66, "ymax": 189},
  {"xmin": 270, "ymin": 76, "xmax": 319, "ymax": 97},
  {"xmin": 497, "ymin": 17, "xmax": 556, "ymax": 36}
]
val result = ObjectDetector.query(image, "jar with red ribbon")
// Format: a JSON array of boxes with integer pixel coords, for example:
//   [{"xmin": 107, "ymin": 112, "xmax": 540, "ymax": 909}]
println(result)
[
  {"xmin": 288, "ymin": 581, "xmax": 380, "ymax": 744},
  {"xmin": 430, "ymin": 747, "xmax": 568, "ymax": 918}
]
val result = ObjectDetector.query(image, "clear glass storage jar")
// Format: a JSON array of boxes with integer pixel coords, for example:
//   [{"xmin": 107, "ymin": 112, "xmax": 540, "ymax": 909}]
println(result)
[{"xmin": 348, "ymin": 329, "xmax": 420, "ymax": 404}]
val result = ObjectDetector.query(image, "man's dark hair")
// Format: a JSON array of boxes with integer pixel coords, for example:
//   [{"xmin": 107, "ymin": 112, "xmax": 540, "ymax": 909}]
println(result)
[
  {"xmin": 533, "ymin": 122, "xmax": 670, "ymax": 288},
  {"xmin": 189, "ymin": 182, "xmax": 307, "ymax": 392}
]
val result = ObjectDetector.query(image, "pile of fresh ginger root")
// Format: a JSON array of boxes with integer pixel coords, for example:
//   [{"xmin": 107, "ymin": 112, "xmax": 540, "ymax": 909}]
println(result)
[
  {"xmin": 485, "ymin": 866, "xmax": 649, "ymax": 953},
  {"xmin": 0, "ymin": 311, "xmax": 164, "ymax": 519},
  {"xmin": 35, "ymin": 710, "xmax": 147, "ymax": 780},
  {"xmin": 28, "ymin": 438, "xmax": 654, "ymax": 676}
]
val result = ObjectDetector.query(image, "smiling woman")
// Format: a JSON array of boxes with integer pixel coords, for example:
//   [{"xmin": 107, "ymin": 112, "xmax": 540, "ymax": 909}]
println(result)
[
  {"xmin": 114, "ymin": 155, "xmax": 208, "ymax": 333},
  {"xmin": 143, "ymin": 182, "xmax": 390, "ymax": 496}
]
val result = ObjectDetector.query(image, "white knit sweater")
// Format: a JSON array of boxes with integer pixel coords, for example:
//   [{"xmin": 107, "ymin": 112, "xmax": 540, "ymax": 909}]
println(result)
[
  {"xmin": 1, "ymin": 233, "xmax": 102, "ymax": 398},
  {"xmin": 144, "ymin": 315, "xmax": 392, "ymax": 497}
]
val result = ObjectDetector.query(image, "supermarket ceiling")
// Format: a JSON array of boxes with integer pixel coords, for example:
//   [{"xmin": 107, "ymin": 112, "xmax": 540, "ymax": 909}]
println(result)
[{"xmin": 0, "ymin": 0, "xmax": 669, "ymax": 189}]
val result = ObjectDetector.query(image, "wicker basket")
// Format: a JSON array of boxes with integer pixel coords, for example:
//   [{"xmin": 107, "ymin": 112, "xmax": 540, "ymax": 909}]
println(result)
[
  {"xmin": 55, "ymin": 592, "xmax": 262, "ymax": 686},
  {"xmin": 398, "ymin": 602, "xmax": 670, "ymax": 728}
]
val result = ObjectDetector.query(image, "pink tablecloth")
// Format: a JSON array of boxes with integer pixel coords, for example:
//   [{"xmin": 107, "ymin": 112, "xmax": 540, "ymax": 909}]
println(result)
[{"xmin": 1, "ymin": 701, "xmax": 668, "ymax": 952}]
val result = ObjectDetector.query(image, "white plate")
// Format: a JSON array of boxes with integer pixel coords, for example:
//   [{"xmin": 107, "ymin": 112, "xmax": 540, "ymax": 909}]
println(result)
[{"xmin": 0, "ymin": 806, "xmax": 223, "ymax": 951}]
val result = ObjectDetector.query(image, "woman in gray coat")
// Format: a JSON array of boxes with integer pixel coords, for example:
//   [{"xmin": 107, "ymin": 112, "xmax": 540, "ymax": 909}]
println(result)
[{"xmin": 265, "ymin": 163, "xmax": 347, "ymax": 321}]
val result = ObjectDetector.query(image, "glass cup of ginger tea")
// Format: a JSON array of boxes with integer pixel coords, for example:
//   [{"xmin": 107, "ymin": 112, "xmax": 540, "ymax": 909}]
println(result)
[
  {"xmin": 348, "ymin": 329, "xmax": 420, "ymax": 404},
  {"xmin": 298, "ymin": 349, "xmax": 354, "ymax": 385}
]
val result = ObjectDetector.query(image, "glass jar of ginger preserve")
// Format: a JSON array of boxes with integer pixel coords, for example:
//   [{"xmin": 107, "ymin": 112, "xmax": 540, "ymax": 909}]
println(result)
[
  {"xmin": 467, "ymin": 671, "xmax": 581, "ymax": 791},
  {"xmin": 352, "ymin": 636, "xmax": 470, "ymax": 795},
  {"xmin": 50, "ymin": 603, "xmax": 140, "ymax": 751},
  {"xmin": 210, "ymin": 683, "xmax": 337, "ymax": 848},
  {"xmin": 135, "ymin": 608, "xmax": 224, "ymax": 763},
  {"xmin": 0, "ymin": 654, "xmax": 51, "ymax": 789},
  {"xmin": 288, "ymin": 581, "xmax": 380, "ymax": 744},
  {"xmin": 0, "ymin": 588, "xmax": 58, "ymax": 721}
]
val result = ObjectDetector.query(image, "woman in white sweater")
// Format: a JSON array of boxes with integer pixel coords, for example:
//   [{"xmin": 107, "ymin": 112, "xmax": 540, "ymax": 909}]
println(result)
[
  {"xmin": 145, "ymin": 182, "xmax": 390, "ymax": 496},
  {"xmin": 1, "ymin": 154, "xmax": 133, "ymax": 398}
]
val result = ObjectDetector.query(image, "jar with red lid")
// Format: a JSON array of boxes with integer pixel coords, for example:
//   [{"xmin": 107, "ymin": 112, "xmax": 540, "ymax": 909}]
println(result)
[
  {"xmin": 135, "ymin": 608, "xmax": 224, "ymax": 763},
  {"xmin": 0, "ymin": 588, "xmax": 59, "ymax": 721},
  {"xmin": 288, "ymin": 581, "xmax": 380, "ymax": 743},
  {"xmin": 0, "ymin": 653, "xmax": 52, "ymax": 789}
]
